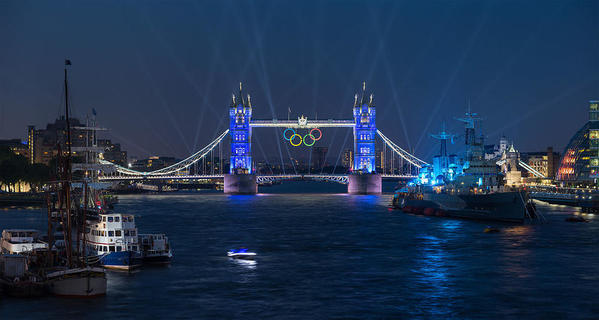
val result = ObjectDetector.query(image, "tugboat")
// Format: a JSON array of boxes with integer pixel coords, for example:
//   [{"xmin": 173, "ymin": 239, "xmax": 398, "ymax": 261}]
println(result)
[
  {"xmin": 392, "ymin": 111, "xmax": 539, "ymax": 223},
  {"xmin": 84, "ymin": 213, "xmax": 143, "ymax": 270}
]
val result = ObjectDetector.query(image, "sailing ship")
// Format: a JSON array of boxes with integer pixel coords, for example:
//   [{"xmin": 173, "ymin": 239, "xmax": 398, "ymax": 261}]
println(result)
[{"xmin": 44, "ymin": 60, "xmax": 107, "ymax": 296}]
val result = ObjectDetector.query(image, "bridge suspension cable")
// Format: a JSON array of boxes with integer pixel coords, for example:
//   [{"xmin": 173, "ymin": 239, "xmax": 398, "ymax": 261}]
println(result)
[
  {"xmin": 376, "ymin": 130, "xmax": 428, "ymax": 168},
  {"xmin": 100, "ymin": 129, "xmax": 230, "ymax": 176}
]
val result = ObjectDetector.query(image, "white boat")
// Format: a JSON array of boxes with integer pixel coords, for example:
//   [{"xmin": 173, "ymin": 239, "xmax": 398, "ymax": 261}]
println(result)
[
  {"xmin": 84, "ymin": 213, "xmax": 143, "ymax": 270},
  {"xmin": 1, "ymin": 229, "xmax": 48, "ymax": 254},
  {"xmin": 46, "ymin": 267, "xmax": 107, "ymax": 297},
  {"xmin": 139, "ymin": 233, "xmax": 172, "ymax": 264},
  {"xmin": 227, "ymin": 248, "xmax": 256, "ymax": 259}
]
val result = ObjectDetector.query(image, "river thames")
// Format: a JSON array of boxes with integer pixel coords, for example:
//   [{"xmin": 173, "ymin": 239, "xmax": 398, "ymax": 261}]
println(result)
[{"xmin": 1, "ymin": 182, "xmax": 598, "ymax": 319}]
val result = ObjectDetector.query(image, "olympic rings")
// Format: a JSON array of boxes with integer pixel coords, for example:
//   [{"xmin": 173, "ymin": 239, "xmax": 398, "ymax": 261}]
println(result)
[
  {"xmin": 290, "ymin": 134, "xmax": 303, "ymax": 146},
  {"xmin": 303, "ymin": 134, "xmax": 316, "ymax": 147},
  {"xmin": 310, "ymin": 128, "xmax": 322, "ymax": 141},
  {"xmin": 283, "ymin": 128, "xmax": 295, "ymax": 141}
]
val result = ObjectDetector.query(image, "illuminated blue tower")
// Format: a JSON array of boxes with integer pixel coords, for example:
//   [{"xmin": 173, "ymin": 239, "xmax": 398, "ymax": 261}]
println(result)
[
  {"xmin": 353, "ymin": 82, "xmax": 376, "ymax": 173},
  {"xmin": 229, "ymin": 83, "xmax": 252, "ymax": 174}
]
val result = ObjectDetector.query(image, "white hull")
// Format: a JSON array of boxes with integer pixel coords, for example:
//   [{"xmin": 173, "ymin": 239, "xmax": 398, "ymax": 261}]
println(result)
[{"xmin": 47, "ymin": 268, "xmax": 107, "ymax": 297}]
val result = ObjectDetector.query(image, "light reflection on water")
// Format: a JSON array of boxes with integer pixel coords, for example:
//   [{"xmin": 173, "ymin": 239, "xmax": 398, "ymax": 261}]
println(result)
[{"xmin": 0, "ymin": 187, "xmax": 598, "ymax": 319}]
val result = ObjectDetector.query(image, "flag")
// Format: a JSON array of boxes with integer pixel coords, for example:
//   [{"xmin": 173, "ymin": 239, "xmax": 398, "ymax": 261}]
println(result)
[{"xmin": 65, "ymin": 59, "xmax": 72, "ymax": 65}]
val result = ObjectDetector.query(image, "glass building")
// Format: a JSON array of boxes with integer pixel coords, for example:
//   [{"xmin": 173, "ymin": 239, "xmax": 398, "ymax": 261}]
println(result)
[{"xmin": 557, "ymin": 100, "xmax": 599, "ymax": 184}]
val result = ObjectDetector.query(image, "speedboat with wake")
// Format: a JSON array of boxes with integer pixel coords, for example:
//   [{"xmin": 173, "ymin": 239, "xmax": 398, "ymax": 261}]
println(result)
[{"xmin": 227, "ymin": 248, "xmax": 256, "ymax": 260}]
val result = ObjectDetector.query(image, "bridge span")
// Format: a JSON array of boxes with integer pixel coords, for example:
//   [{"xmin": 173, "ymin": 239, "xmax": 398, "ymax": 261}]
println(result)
[
  {"xmin": 97, "ymin": 83, "xmax": 426, "ymax": 194},
  {"xmin": 98, "ymin": 174, "xmax": 416, "ymax": 185}
]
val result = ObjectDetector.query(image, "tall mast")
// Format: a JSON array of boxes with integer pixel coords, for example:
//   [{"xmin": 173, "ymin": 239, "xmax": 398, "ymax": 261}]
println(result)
[{"xmin": 64, "ymin": 59, "xmax": 73, "ymax": 267}]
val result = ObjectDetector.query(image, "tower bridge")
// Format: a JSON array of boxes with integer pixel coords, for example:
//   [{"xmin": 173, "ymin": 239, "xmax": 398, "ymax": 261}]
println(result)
[{"xmin": 98, "ymin": 83, "xmax": 428, "ymax": 194}]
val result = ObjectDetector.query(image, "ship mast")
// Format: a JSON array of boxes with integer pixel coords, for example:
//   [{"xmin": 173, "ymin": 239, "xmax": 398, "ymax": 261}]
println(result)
[
  {"xmin": 63, "ymin": 59, "xmax": 74, "ymax": 268},
  {"xmin": 430, "ymin": 123, "xmax": 456, "ymax": 157}
]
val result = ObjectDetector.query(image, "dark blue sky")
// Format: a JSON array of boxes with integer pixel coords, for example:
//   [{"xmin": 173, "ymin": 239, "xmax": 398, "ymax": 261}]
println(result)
[{"xmin": 0, "ymin": 0, "xmax": 598, "ymax": 162}]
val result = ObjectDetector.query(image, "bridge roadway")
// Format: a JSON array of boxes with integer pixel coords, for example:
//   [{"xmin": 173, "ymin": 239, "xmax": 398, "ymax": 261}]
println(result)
[
  {"xmin": 250, "ymin": 119, "xmax": 355, "ymax": 128},
  {"xmin": 98, "ymin": 174, "xmax": 416, "ymax": 184}
]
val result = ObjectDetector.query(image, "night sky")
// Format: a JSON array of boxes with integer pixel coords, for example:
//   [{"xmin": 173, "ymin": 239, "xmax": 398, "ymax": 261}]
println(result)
[{"xmin": 0, "ymin": 0, "xmax": 598, "ymax": 163}]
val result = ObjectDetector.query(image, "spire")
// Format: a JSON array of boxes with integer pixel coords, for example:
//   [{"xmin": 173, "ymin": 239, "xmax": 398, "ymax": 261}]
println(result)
[
  {"xmin": 232, "ymin": 94, "xmax": 236, "ymax": 106},
  {"xmin": 360, "ymin": 81, "xmax": 366, "ymax": 105},
  {"xmin": 369, "ymin": 93, "xmax": 373, "ymax": 106},
  {"xmin": 247, "ymin": 94, "xmax": 252, "ymax": 108},
  {"xmin": 239, "ymin": 82, "xmax": 245, "ymax": 106}
]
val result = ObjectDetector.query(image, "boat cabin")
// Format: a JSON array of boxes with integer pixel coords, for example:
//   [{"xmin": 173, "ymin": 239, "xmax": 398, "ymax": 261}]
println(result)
[
  {"xmin": 86, "ymin": 213, "xmax": 139, "ymax": 254},
  {"xmin": 1, "ymin": 229, "xmax": 48, "ymax": 254}
]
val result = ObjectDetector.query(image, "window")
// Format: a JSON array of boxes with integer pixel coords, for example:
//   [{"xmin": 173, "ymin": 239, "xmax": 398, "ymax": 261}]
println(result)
[
  {"xmin": 108, "ymin": 217, "xmax": 113, "ymax": 222},
  {"xmin": 116, "ymin": 246, "xmax": 122, "ymax": 252},
  {"xmin": 130, "ymin": 230, "xmax": 136, "ymax": 236},
  {"xmin": 132, "ymin": 246, "xmax": 138, "ymax": 251},
  {"xmin": 108, "ymin": 231, "xmax": 114, "ymax": 237},
  {"xmin": 124, "ymin": 230, "xmax": 130, "ymax": 236},
  {"xmin": 109, "ymin": 246, "xmax": 115, "ymax": 252},
  {"xmin": 102, "ymin": 216, "xmax": 106, "ymax": 222},
  {"xmin": 114, "ymin": 217, "xmax": 120, "ymax": 222},
  {"xmin": 115, "ymin": 230, "xmax": 122, "ymax": 237}
]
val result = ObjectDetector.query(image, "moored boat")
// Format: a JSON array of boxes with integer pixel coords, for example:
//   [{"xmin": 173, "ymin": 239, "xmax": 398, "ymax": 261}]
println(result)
[
  {"xmin": 392, "ymin": 110, "xmax": 540, "ymax": 223},
  {"xmin": 139, "ymin": 233, "xmax": 172, "ymax": 264},
  {"xmin": 0, "ymin": 254, "xmax": 45, "ymax": 297},
  {"xmin": 85, "ymin": 213, "xmax": 143, "ymax": 270},
  {"xmin": 46, "ymin": 267, "xmax": 106, "ymax": 297},
  {"xmin": 1, "ymin": 229, "xmax": 48, "ymax": 254}
]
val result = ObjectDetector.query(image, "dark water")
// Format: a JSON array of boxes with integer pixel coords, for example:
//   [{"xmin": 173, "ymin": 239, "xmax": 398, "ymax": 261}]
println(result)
[{"xmin": 1, "ymin": 181, "xmax": 598, "ymax": 319}]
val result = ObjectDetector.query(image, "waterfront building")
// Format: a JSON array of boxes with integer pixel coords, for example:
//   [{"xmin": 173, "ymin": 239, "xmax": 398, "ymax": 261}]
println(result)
[
  {"xmin": 131, "ymin": 156, "xmax": 180, "ymax": 172},
  {"xmin": 520, "ymin": 147, "xmax": 560, "ymax": 179},
  {"xmin": 97, "ymin": 139, "xmax": 127, "ymax": 166},
  {"xmin": 0, "ymin": 139, "xmax": 29, "ymax": 160},
  {"xmin": 375, "ymin": 151, "xmax": 384, "ymax": 172},
  {"xmin": 28, "ymin": 117, "xmax": 93, "ymax": 165},
  {"xmin": 557, "ymin": 100, "xmax": 599, "ymax": 184},
  {"xmin": 342, "ymin": 149, "xmax": 353, "ymax": 170},
  {"xmin": 484, "ymin": 136, "xmax": 508, "ymax": 161}
]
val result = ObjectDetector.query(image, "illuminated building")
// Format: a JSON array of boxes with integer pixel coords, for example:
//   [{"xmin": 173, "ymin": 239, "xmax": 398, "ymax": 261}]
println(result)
[
  {"xmin": 229, "ymin": 83, "xmax": 252, "ymax": 174},
  {"xmin": 0, "ymin": 139, "xmax": 29, "ymax": 159},
  {"xmin": 353, "ymin": 82, "xmax": 376, "ymax": 173},
  {"xmin": 97, "ymin": 139, "xmax": 127, "ymax": 166},
  {"xmin": 557, "ymin": 100, "xmax": 599, "ymax": 183},
  {"xmin": 27, "ymin": 126, "xmax": 35, "ymax": 164},
  {"xmin": 520, "ymin": 147, "xmax": 560, "ymax": 179},
  {"xmin": 342, "ymin": 149, "xmax": 353, "ymax": 169}
]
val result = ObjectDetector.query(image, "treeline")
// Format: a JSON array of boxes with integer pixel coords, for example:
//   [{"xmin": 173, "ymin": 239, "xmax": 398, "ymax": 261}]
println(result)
[{"xmin": 0, "ymin": 146, "xmax": 51, "ymax": 192}]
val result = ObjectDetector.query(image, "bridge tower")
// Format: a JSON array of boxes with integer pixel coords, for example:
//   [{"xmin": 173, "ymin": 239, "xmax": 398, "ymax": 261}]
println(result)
[
  {"xmin": 224, "ymin": 83, "xmax": 257, "ymax": 194},
  {"xmin": 348, "ymin": 82, "xmax": 381, "ymax": 194}
]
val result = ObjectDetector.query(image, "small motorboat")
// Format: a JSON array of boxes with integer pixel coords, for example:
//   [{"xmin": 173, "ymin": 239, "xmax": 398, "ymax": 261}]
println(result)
[{"xmin": 227, "ymin": 248, "xmax": 256, "ymax": 260}]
